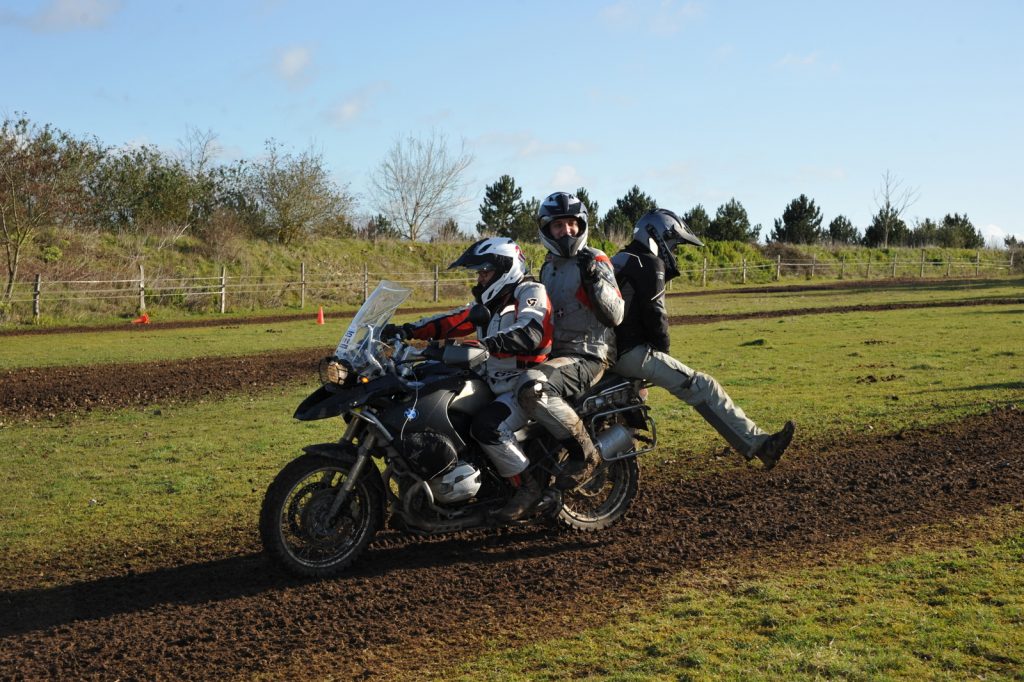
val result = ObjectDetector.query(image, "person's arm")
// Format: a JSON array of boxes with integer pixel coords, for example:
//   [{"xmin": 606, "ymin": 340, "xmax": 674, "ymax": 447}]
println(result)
[
  {"xmin": 397, "ymin": 304, "xmax": 476, "ymax": 340},
  {"xmin": 579, "ymin": 249, "xmax": 624, "ymax": 327},
  {"xmin": 638, "ymin": 257, "xmax": 671, "ymax": 353},
  {"xmin": 482, "ymin": 281, "xmax": 552, "ymax": 355}
]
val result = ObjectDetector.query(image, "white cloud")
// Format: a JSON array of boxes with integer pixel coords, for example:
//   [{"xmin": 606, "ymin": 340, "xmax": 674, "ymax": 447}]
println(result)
[
  {"xmin": 552, "ymin": 165, "xmax": 583, "ymax": 189},
  {"xmin": 276, "ymin": 46, "xmax": 312, "ymax": 86},
  {"xmin": 1, "ymin": 0, "xmax": 120, "ymax": 31},
  {"xmin": 600, "ymin": 0, "xmax": 702, "ymax": 35},
  {"xmin": 778, "ymin": 51, "xmax": 820, "ymax": 68},
  {"xmin": 328, "ymin": 82, "xmax": 390, "ymax": 127}
]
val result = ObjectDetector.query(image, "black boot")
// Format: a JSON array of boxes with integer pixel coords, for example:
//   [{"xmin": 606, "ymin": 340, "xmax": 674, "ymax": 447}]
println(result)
[
  {"xmin": 495, "ymin": 473, "xmax": 543, "ymax": 521},
  {"xmin": 751, "ymin": 421, "xmax": 795, "ymax": 471}
]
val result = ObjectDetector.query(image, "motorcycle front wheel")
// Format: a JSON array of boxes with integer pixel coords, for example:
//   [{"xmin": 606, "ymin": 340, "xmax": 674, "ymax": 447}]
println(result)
[
  {"xmin": 259, "ymin": 453, "xmax": 383, "ymax": 578},
  {"xmin": 557, "ymin": 456, "xmax": 639, "ymax": 532}
]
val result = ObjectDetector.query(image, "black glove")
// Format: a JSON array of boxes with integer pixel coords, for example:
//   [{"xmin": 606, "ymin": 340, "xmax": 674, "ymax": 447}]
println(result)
[
  {"xmin": 381, "ymin": 323, "xmax": 412, "ymax": 340},
  {"xmin": 577, "ymin": 251, "xmax": 599, "ymax": 283}
]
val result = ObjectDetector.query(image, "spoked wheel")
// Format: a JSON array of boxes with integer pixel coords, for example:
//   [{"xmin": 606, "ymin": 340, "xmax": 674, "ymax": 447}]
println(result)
[
  {"xmin": 557, "ymin": 457, "xmax": 639, "ymax": 531},
  {"xmin": 259, "ymin": 453, "xmax": 383, "ymax": 578}
]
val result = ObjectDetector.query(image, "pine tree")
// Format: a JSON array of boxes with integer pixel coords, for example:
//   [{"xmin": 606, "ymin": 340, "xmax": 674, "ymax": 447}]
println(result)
[{"xmin": 770, "ymin": 194, "xmax": 823, "ymax": 244}]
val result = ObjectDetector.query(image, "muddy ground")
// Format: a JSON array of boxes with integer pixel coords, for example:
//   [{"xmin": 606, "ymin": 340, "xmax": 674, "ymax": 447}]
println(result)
[
  {"xmin": 1, "ymin": 292, "xmax": 1022, "ymax": 680},
  {"xmin": 2, "ymin": 296, "xmax": 1021, "ymax": 421},
  {"xmin": 0, "ymin": 407, "xmax": 1021, "ymax": 681}
]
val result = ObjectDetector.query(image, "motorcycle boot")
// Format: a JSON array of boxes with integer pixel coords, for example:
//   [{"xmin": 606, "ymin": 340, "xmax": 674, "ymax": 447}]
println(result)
[
  {"xmin": 748, "ymin": 420, "xmax": 795, "ymax": 471},
  {"xmin": 555, "ymin": 420, "xmax": 602, "ymax": 490},
  {"xmin": 495, "ymin": 472, "xmax": 544, "ymax": 521}
]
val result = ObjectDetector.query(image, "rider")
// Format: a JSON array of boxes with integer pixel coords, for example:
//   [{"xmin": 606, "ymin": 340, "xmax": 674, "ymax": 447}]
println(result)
[
  {"xmin": 611, "ymin": 208, "xmax": 795, "ymax": 469},
  {"xmin": 382, "ymin": 237, "xmax": 554, "ymax": 521},
  {"xmin": 516, "ymin": 192, "xmax": 625, "ymax": 490}
]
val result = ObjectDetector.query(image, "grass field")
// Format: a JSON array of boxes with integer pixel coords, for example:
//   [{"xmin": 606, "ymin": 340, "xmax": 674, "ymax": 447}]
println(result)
[{"xmin": 2, "ymin": 279, "xmax": 1022, "ymax": 680}]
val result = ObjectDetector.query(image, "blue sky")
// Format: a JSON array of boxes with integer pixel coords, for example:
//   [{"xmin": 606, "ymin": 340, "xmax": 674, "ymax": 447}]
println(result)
[{"xmin": 4, "ymin": 0, "xmax": 1022, "ymax": 244}]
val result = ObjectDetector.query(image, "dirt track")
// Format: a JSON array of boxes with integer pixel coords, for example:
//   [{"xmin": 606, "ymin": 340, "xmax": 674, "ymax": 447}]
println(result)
[
  {"xmin": 2, "ymin": 296, "xmax": 1021, "ymax": 421},
  {"xmin": 2, "ymin": 292, "xmax": 1023, "ymax": 680},
  {"xmin": 1, "ymin": 407, "xmax": 1021, "ymax": 680}
]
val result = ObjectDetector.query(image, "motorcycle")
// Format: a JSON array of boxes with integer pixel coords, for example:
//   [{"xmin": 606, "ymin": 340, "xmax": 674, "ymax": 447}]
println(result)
[{"xmin": 259, "ymin": 281, "xmax": 658, "ymax": 578}]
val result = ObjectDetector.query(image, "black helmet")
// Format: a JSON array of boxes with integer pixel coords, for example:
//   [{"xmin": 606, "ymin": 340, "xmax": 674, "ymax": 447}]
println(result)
[
  {"xmin": 633, "ymin": 209, "xmax": 704, "ymax": 280},
  {"xmin": 537, "ymin": 191, "xmax": 589, "ymax": 257},
  {"xmin": 448, "ymin": 237, "xmax": 526, "ymax": 305}
]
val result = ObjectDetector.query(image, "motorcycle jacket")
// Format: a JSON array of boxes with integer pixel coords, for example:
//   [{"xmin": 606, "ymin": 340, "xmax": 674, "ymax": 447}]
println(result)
[
  {"xmin": 540, "ymin": 246, "xmax": 624, "ymax": 366},
  {"xmin": 611, "ymin": 240, "xmax": 671, "ymax": 356},
  {"xmin": 405, "ymin": 279, "xmax": 553, "ymax": 393}
]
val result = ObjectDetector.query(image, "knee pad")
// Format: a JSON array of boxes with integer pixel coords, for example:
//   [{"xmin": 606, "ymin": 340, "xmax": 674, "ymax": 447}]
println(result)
[{"xmin": 517, "ymin": 378, "xmax": 547, "ymax": 414}]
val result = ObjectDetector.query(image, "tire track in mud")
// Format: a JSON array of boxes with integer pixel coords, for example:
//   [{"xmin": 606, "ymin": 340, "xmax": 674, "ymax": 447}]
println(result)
[
  {"xmin": 1, "ymin": 407, "xmax": 1021, "ymax": 681},
  {"xmin": 2, "ymin": 296, "xmax": 1021, "ymax": 420}
]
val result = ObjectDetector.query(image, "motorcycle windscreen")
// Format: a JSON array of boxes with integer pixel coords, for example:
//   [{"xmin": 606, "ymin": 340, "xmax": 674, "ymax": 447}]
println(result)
[{"xmin": 334, "ymin": 280, "xmax": 411, "ymax": 358}]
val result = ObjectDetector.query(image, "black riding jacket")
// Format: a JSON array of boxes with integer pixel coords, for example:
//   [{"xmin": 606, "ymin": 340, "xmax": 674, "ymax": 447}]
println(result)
[{"xmin": 610, "ymin": 240, "xmax": 671, "ymax": 356}]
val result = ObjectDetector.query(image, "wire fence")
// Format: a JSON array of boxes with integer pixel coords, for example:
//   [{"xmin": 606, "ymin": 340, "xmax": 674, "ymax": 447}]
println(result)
[{"xmin": 4, "ymin": 251, "xmax": 1017, "ymax": 321}]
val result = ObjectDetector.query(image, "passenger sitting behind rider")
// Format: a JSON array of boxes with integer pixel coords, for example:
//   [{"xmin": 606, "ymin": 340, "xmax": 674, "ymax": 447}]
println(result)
[
  {"xmin": 381, "ymin": 238, "xmax": 553, "ymax": 521},
  {"xmin": 516, "ymin": 192, "xmax": 625, "ymax": 490}
]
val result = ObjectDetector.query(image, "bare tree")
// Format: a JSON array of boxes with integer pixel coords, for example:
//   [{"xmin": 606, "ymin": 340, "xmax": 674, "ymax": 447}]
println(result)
[
  {"xmin": 177, "ymin": 125, "xmax": 220, "ymax": 175},
  {"xmin": 872, "ymin": 170, "xmax": 918, "ymax": 248},
  {"xmin": 370, "ymin": 132, "xmax": 473, "ymax": 241}
]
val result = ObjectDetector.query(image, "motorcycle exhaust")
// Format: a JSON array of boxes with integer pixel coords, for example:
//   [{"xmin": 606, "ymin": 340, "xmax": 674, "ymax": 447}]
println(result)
[{"xmin": 596, "ymin": 424, "xmax": 635, "ymax": 460}]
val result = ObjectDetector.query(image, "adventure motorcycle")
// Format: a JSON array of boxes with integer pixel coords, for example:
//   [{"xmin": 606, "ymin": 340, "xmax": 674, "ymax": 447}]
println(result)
[{"xmin": 259, "ymin": 281, "xmax": 657, "ymax": 578}]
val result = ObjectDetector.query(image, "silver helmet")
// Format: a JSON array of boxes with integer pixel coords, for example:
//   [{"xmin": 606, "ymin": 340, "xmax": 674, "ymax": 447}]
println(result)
[
  {"xmin": 537, "ymin": 191, "xmax": 589, "ymax": 257},
  {"xmin": 633, "ymin": 209, "xmax": 704, "ymax": 279}
]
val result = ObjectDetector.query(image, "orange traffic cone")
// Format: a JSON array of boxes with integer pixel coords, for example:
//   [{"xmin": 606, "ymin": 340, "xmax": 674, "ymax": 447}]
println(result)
[
  {"xmin": 316, "ymin": 306, "xmax": 325, "ymax": 325},
  {"xmin": 131, "ymin": 312, "xmax": 150, "ymax": 325}
]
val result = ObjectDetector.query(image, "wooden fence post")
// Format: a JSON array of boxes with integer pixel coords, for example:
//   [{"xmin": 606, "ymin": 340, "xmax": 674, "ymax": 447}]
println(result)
[
  {"xmin": 702, "ymin": 257, "xmax": 707, "ymax": 287},
  {"xmin": 810, "ymin": 255, "xmax": 816, "ymax": 278},
  {"xmin": 434, "ymin": 265, "xmax": 440, "ymax": 302},
  {"xmin": 742, "ymin": 257, "xmax": 747, "ymax": 284},
  {"xmin": 975, "ymin": 250, "xmax": 981, "ymax": 276},
  {"xmin": 946, "ymin": 257, "xmax": 951, "ymax": 278},
  {"xmin": 33, "ymin": 274, "xmax": 41, "ymax": 321},
  {"xmin": 775, "ymin": 255, "xmax": 781, "ymax": 281},
  {"xmin": 300, "ymin": 261, "xmax": 306, "ymax": 308},
  {"xmin": 866, "ymin": 259, "xmax": 871, "ymax": 279},
  {"xmin": 363, "ymin": 264, "xmax": 369, "ymax": 301},
  {"xmin": 920, "ymin": 249, "xmax": 926, "ymax": 278},
  {"xmin": 220, "ymin": 266, "xmax": 227, "ymax": 313},
  {"xmin": 891, "ymin": 255, "xmax": 897, "ymax": 279},
  {"xmin": 138, "ymin": 263, "xmax": 146, "ymax": 313}
]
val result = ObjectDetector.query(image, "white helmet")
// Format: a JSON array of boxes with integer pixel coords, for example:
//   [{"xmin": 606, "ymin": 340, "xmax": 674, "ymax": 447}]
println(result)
[
  {"xmin": 537, "ymin": 191, "xmax": 589, "ymax": 257},
  {"xmin": 448, "ymin": 237, "xmax": 526, "ymax": 306}
]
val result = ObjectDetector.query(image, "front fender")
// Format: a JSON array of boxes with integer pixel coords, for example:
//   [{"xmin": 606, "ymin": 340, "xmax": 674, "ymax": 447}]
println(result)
[{"xmin": 300, "ymin": 442, "xmax": 387, "ymax": 505}]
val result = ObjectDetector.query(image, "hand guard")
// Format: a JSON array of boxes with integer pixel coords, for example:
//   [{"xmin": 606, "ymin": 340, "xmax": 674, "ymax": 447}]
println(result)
[{"xmin": 381, "ymin": 323, "xmax": 412, "ymax": 340}]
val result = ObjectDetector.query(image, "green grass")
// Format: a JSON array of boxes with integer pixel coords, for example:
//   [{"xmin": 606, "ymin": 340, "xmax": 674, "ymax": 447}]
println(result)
[
  {"xmin": 2, "ymin": 301, "xmax": 1021, "ymax": 569},
  {"xmin": 443, "ymin": 525, "xmax": 1024, "ymax": 681}
]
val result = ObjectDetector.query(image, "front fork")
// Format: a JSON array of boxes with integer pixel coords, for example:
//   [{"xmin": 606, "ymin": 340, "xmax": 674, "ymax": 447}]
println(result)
[{"xmin": 326, "ymin": 409, "xmax": 378, "ymax": 518}]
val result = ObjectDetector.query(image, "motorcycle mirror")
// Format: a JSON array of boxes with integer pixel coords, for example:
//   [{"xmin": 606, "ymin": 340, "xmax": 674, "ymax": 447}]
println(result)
[{"xmin": 468, "ymin": 303, "xmax": 491, "ymax": 328}]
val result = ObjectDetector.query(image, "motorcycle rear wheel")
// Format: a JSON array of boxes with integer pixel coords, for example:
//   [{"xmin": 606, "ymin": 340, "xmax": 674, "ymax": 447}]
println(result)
[
  {"xmin": 556, "ymin": 457, "xmax": 639, "ymax": 532},
  {"xmin": 259, "ymin": 453, "xmax": 383, "ymax": 578}
]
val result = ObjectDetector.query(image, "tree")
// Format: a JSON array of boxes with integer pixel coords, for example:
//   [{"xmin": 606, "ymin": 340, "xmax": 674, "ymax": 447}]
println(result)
[
  {"xmin": 683, "ymin": 204, "xmax": 711, "ymax": 240},
  {"xmin": 476, "ymin": 174, "xmax": 533, "ymax": 241},
  {"xmin": 431, "ymin": 217, "xmax": 465, "ymax": 242},
  {"xmin": 828, "ymin": 215, "xmax": 860, "ymax": 245},
  {"xmin": 869, "ymin": 170, "xmax": 918, "ymax": 248},
  {"xmin": 770, "ymin": 194, "xmax": 823, "ymax": 244},
  {"xmin": 602, "ymin": 185, "xmax": 657, "ymax": 242},
  {"xmin": 574, "ymin": 187, "xmax": 600, "ymax": 234},
  {"xmin": 1, "ymin": 116, "xmax": 101, "ymax": 302},
  {"xmin": 253, "ymin": 140, "xmax": 353, "ymax": 245},
  {"xmin": 938, "ymin": 213, "xmax": 984, "ymax": 249},
  {"xmin": 370, "ymin": 132, "xmax": 473, "ymax": 241},
  {"xmin": 356, "ymin": 213, "xmax": 401, "ymax": 242},
  {"xmin": 910, "ymin": 218, "xmax": 940, "ymax": 247},
  {"xmin": 864, "ymin": 206, "xmax": 909, "ymax": 247},
  {"xmin": 708, "ymin": 198, "xmax": 760, "ymax": 242}
]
